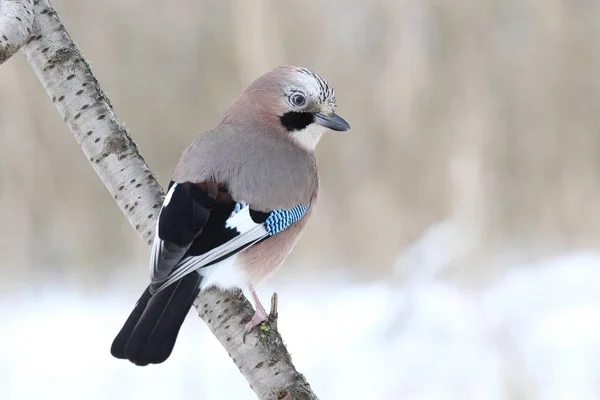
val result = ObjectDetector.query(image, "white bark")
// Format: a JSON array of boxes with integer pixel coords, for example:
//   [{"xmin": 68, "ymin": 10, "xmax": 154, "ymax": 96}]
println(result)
[
  {"xmin": 0, "ymin": 0, "xmax": 33, "ymax": 64},
  {"xmin": 9, "ymin": 1, "xmax": 318, "ymax": 399}
]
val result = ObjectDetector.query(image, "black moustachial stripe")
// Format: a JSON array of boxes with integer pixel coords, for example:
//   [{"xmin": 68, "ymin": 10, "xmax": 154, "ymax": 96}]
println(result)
[{"xmin": 280, "ymin": 111, "xmax": 314, "ymax": 132}]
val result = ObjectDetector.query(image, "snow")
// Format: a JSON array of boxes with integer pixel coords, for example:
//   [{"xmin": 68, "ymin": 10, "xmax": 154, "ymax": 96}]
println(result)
[{"xmin": 1, "ymin": 252, "xmax": 600, "ymax": 399}]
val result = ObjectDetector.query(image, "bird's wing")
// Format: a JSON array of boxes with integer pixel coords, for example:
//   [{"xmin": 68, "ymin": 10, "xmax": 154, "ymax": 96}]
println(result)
[
  {"xmin": 149, "ymin": 180, "xmax": 310, "ymax": 294},
  {"xmin": 149, "ymin": 181, "xmax": 217, "ymax": 286}
]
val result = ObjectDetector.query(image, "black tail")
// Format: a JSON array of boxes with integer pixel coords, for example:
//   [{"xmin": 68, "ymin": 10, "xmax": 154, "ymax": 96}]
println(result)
[{"xmin": 111, "ymin": 271, "xmax": 202, "ymax": 366}]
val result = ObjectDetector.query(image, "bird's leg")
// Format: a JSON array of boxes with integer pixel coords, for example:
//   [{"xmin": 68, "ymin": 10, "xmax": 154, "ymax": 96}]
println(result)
[
  {"xmin": 245, "ymin": 289, "xmax": 268, "ymax": 332},
  {"xmin": 243, "ymin": 289, "xmax": 279, "ymax": 342}
]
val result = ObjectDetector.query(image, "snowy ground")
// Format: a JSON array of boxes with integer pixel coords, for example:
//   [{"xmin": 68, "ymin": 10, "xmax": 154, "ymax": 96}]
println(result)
[{"xmin": 1, "ymin": 252, "xmax": 600, "ymax": 400}]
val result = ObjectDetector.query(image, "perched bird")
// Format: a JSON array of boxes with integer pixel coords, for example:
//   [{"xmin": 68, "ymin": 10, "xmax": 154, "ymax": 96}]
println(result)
[{"xmin": 110, "ymin": 65, "xmax": 350, "ymax": 366}]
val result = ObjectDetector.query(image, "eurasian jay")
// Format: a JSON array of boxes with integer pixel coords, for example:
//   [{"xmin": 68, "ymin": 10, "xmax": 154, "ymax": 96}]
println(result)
[{"xmin": 110, "ymin": 65, "xmax": 350, "ymax": 366}]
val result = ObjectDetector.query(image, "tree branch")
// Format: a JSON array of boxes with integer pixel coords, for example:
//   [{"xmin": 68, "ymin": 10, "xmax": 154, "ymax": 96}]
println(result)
[
  {"xmin": 7, "ymin": 0, "xmax": 318, "ymax": 398},
  {"xmin": 0, "ymin": 0, "xmax": 33, "ymax": 64}
]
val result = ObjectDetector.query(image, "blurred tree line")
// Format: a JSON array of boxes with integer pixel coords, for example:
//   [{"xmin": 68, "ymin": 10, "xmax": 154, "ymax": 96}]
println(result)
[{"xmin": 1, "ymin": 0, "xmax": 598, "ymax": 285}]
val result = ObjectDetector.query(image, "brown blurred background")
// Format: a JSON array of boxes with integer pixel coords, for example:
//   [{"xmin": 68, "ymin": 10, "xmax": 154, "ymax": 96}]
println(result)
[{"xmin": 1, "ymin": 0, "xmax": 599, "ymax": 288}]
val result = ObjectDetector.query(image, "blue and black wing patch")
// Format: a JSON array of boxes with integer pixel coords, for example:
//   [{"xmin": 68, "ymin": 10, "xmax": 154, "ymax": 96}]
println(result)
[{"xmin": 263, "ymin": 204, "xmax": 309, "ymax": 235}]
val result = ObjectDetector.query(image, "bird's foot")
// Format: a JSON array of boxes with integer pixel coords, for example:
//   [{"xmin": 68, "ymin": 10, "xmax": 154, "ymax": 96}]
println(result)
[
  {"xmin": 244, "ymin": 310, "xmax": 268, "ymax": 336},
  {"xmin": 243, "ymin": 292, "xmax": 278, "ymax": 343}
]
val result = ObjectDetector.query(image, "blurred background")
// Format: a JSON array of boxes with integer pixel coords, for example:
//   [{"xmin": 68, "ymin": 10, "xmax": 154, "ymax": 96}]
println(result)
[{"xmin": 1, "ymin": 0, "xmax": 600, "ymax": 399}]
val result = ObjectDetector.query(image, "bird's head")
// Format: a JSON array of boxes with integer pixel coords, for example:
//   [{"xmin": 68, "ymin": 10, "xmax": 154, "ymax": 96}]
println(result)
[{"xmin": 222, "ymin": 66, "xmax": 350, "ymax": 150}]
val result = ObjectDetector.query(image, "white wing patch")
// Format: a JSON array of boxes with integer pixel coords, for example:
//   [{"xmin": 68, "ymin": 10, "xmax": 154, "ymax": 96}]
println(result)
[{"xmin": 225, "ymin": 203, "xmax": 256, "ymax": 233}]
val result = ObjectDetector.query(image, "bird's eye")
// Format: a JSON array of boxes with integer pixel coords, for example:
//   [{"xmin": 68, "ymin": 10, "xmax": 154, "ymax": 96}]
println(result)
[{"xmin": 290, "ymin": 93, "xmax": 306, "ymax": 107}]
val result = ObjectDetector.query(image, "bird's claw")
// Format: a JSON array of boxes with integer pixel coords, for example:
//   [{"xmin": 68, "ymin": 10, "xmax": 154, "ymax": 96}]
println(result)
[
  {"xmin": 243, "ymin": 292, "xmax": 278, "ymax": 343},
  {"xmin": 269, "ymin": 292, "xmax": 278, "ymax": 323}
]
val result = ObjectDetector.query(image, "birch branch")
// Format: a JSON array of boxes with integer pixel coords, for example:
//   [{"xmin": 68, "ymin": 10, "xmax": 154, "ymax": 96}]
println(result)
[
  {"xmin": 0, "ymin": 0, "xmax": 33, "ymax": 64},
  {"xmin": 11, "ymin": 0, "xmax": 318, "ymax": 399}
]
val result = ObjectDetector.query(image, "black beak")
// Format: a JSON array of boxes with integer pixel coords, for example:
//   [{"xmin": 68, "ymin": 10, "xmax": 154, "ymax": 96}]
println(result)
[{"xmin": 313, "ymin": 112, "xmax": 350, "ymax": 132}]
